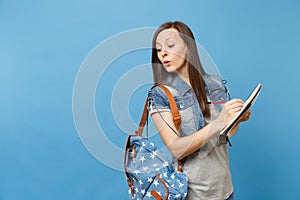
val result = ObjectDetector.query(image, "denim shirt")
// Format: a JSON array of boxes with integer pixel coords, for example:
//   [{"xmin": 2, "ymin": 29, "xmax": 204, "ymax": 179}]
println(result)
[
  {"xmin": 148, "ymin": 73, "xmax": 233, "ymax": 199},
  {"xmin": 148, "ymin": 72, "xmax": 228, "ymax": 137}
]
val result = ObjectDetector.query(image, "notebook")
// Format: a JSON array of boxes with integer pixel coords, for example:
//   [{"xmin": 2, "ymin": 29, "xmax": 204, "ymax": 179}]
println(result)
[{"xmin": 220, "ymin": 83, "xmax": 262, "ymax": 135}]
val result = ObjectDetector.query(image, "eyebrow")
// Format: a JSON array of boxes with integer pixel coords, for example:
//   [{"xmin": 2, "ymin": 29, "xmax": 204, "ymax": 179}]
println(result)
[{"xmin": 155, "ymin": 37, "xmax": 174, "ymax": 45}]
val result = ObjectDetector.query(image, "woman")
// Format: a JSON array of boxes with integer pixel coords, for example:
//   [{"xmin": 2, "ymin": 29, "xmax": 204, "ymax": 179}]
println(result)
[{"xmin": 148, "ymin": 21, "xmax": 250, "ymax": 200}]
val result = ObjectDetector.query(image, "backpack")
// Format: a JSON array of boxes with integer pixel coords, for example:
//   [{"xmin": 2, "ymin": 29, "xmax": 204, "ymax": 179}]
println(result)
[{"xmin": 124, "ymin": 84, "xmax": 188, "ymax": 200}]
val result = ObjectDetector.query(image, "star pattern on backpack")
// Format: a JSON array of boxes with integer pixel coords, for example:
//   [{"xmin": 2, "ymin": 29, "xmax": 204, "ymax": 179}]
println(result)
[{"xmin": 125, "ymin": 136, "xmax": 188, "ymax": 200}]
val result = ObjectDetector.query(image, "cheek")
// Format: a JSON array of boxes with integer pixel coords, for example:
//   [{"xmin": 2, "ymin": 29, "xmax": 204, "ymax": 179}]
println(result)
[
  {"xmin": 173, "ymin": 54, "xmax": 186, "ymax": 66},
  {"xmin": 171, "ymin": 45, "xmax": 187, "ymax": 59},
  {"xmin": 173, "ymin": 49, "xmax": 187, "ymax": 63}
]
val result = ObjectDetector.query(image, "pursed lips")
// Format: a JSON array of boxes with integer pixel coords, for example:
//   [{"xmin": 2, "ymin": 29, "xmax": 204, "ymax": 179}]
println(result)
[{"xmin": 163, "ymin": 60, "xmax": 171, "ymax": 66}]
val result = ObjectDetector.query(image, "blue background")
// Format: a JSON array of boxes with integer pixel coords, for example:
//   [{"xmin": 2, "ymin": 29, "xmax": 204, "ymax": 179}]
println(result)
[{"xmin": 1, "ymin": 0, "xmax": 300, "ymax": 199}]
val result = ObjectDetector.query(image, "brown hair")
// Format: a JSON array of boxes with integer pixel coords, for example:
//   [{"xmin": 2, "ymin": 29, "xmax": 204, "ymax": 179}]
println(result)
[{"xmin": 152, "ymin": 21, "xmax": 210, "ymax": 118}]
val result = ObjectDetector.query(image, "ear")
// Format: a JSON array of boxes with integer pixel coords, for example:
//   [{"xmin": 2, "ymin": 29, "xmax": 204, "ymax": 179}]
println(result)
[{"xmin": 183, "ymin": 45, "xmax": 189, "ymax": 60}]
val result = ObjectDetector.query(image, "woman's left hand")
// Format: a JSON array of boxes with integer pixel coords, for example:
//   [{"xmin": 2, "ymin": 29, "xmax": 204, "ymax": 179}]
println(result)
[
  {"xmin": 228, "ymin": 109, "xmax": 251, "ymax": 138},
  {"xmin": 239, "ymin": 109, "xmax": 251, "ymax": 122}
]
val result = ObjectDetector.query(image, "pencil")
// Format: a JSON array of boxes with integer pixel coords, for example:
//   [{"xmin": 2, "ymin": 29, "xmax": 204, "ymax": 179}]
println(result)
[{"xmin": 207, "ymin": 101, "xmax": 227, "ymax": 105}]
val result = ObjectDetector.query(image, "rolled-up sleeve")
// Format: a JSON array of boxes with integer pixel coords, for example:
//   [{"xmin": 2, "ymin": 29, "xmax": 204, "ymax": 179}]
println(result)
[{"xmin": 147, "ymin": 87, "xmax": 171, "ymax": 116}]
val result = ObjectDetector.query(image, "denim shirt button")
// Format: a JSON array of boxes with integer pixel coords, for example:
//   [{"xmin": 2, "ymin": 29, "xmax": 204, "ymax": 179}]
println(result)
[{"xmin": 180, "ymin": 104, "xmax": 184, "ymax": 109}]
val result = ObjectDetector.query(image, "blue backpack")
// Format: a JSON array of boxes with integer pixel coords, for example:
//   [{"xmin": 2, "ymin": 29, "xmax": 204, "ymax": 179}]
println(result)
[{"xmin": 124, "ymin": 84, "xmax": 188, "ymax": 200}]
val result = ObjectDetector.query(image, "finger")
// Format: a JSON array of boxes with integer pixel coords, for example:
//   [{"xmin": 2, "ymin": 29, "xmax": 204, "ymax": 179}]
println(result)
[
  {"xmin": 230, "ymin": 103, "xmax": 244, "ymax": 112},
  {"xmin": 232, "ymin": 103, "xmax": 244, "ymax": 110},
  {"xmin": 244, "ymin": 111, "xmax": 251, "ymax": 118},
  {"xmin": 230, "ymin": 106, "xmax": 243, "ymax": 113},
  {"xmin": 229, "ymin": 98, "xmax": 244, "ymax": 105},
  {"xmin": 245, "ymin": 111, "xmax": 251, "ymax": 116},
  {"xmin": 242, "ymin": 112, "xmax": 251, "ymax": 120},
  {"xmin": 227, "ymin": 99, "xmax": 244, "ymax": 108}
]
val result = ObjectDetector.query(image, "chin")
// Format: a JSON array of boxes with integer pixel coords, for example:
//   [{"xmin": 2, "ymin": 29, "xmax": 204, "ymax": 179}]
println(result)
[{"xmin": 164, "ymin": 66, "xmax": 177, "ymax": 73}]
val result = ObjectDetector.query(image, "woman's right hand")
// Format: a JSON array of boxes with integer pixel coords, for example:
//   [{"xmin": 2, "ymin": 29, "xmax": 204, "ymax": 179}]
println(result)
[{"xmin": 215, "ymin": 98, "xmax": 244, "ymax": 130}]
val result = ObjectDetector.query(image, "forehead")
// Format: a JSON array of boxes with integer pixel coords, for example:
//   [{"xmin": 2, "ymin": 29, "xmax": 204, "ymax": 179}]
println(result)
[{"xmin": 156, "ymin": 28, "xmax": 183, "ymax": 44}]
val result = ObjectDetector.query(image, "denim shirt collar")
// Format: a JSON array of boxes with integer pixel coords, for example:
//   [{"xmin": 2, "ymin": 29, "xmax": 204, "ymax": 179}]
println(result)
[
  {"xmin": 163, "ymin": 73, "xmax": 224, "ymax": 95},
  {"xmin": 163, "ymin": 73, "xmax": 192, "ymax": 96}
]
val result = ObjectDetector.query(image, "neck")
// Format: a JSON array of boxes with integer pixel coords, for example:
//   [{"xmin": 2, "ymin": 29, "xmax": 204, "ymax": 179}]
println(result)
[{"xmin": 175, "ymin": 62, "xmax": 191, "ymax": 87}]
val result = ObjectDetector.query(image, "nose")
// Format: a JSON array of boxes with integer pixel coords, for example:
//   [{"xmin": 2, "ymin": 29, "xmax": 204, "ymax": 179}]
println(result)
[{"xmin": 160, "ymin": 48, "xmax": 168, "ymax": 57}]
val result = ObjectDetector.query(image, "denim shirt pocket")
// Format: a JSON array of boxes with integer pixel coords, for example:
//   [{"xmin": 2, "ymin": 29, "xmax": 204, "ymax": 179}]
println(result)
[
  {"xmin": 174, "ymin": 95, "xmax": 196, "ymax": 136},
  {"xmin": 207, "ymin": 82, "xmax": 227, "ymax": 112},
  {"xmin": 204, "ymin": 74, "xmax": 228, "ymax": 112},
  {"xmin": 147, "ymin": 87, "xmax": 170, "ymax": 114}
]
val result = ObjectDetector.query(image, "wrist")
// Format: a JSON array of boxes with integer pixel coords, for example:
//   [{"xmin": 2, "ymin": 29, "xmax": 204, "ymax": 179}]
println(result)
[{"xmin": 210, "ymin": 118, "xmax": 224, "ymax": 135}]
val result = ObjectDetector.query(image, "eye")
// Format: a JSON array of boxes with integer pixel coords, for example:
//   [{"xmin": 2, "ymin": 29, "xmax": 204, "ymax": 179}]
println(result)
[
  {"xmin": 156, "ymin": 48, "xmax": 162, "ymax": 52},
  {"xmin": 168, "ymin": 44, "xmax": 174, "ymax": 48}
]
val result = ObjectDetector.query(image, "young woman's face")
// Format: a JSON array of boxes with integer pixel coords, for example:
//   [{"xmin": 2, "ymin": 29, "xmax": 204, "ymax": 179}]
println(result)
[{"xmin": 155, "ymin": 28, "xmax": 188, "ymax": 73}]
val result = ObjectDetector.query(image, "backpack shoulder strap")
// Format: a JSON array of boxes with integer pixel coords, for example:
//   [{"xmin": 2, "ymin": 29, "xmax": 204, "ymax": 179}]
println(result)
[{"xmin": 135, "ymin": 84, "xmax": 181, "ymax": 137}]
